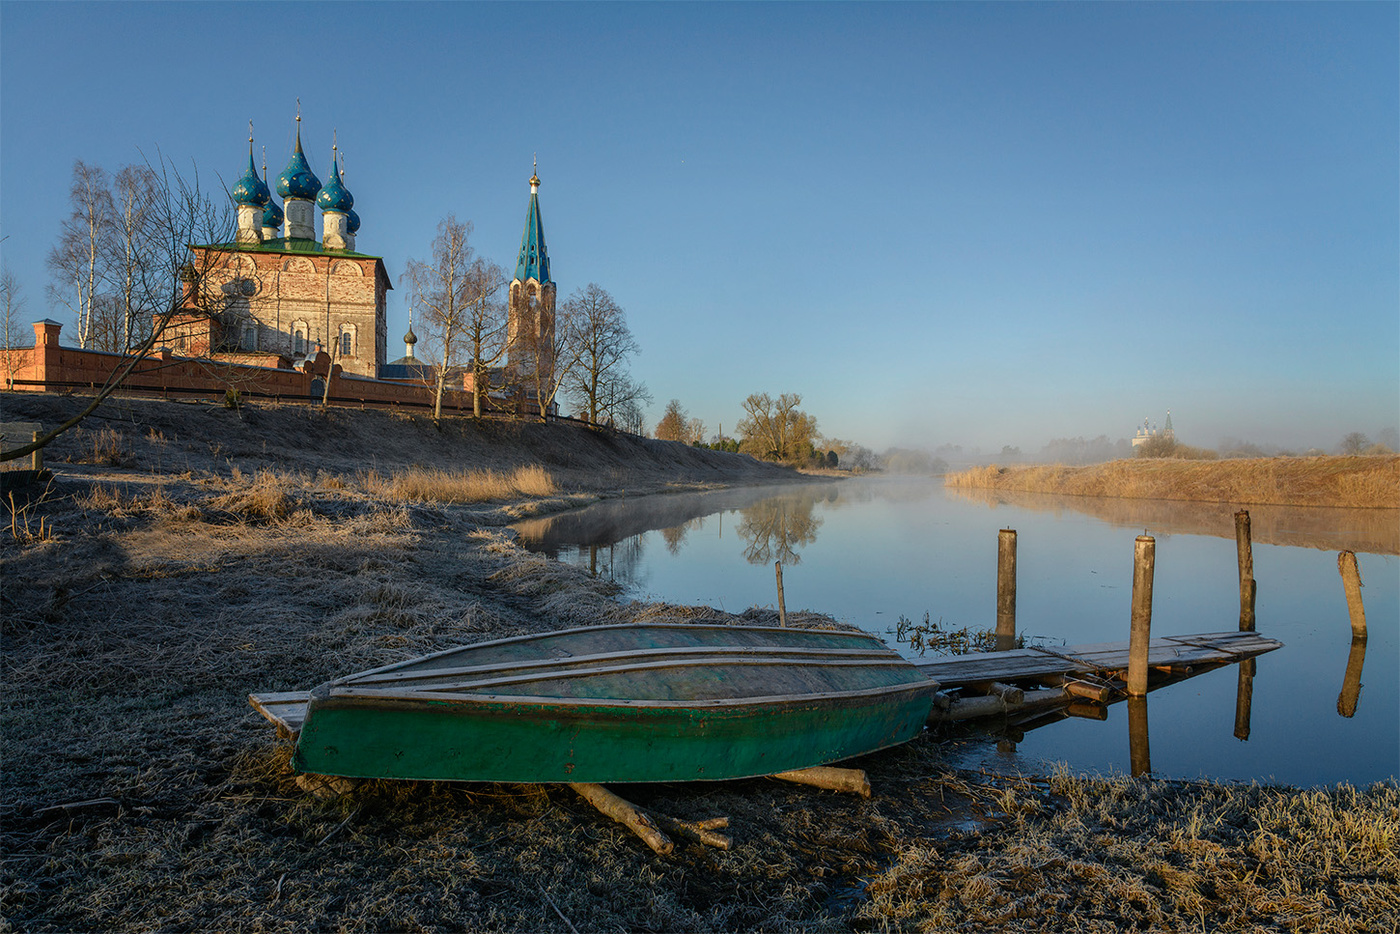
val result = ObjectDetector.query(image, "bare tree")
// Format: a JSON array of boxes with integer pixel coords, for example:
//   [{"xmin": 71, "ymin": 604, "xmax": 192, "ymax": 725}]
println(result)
[
  {"xmin": 737, "ymin": 391, "xmax": 817, "ymax": 462},
  {"xmin": 2, "ymin": 265, "xmax": 28, "ymax": 388},
  {"xmin": 4, "ymin": 151, "xmax": 234, "ymax": 463},
  {"xmin": 47, "ymin": 160, "xmax": 113, "ymax": 349},
  {"xmin": 106, "ymin": 164, "xmax": 160, "ymax": 350},
  {"xmin": 461, "ymin": 259, "xmax": 509, "ymax": 418},
  {"xmin": 561, "ymin": 283, "xmax": 646, "ymax": 426},
  {"xmin": 655, "ymin": 399, "xmax": 688, "ymax": 441},
  {"xmin": 404, "ymin": 216, "xmax": 501, "ymax": 422}
]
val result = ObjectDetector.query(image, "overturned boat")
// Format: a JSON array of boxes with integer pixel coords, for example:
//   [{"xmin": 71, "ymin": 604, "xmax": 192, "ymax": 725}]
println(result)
[{"xmin": 250, "ymin": 622, "xmax": 938, "ymax": 784}]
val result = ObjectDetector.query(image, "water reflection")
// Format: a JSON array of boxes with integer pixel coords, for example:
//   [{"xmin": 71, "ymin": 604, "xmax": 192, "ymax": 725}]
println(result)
[
  {"xmin": 1234, "ymin": 658, "xmax": 1255, "ymax": 740},
  {"xmin": 1128, "ymin": 697, "xmax": 1150, "ymax": 777},
  {"xmin": 735, "ymin": 494, "xmax": 824, "ymax": 565},
  {"xmin": 947, "ymin": 487, "xmax": 1400, "ymax": 555},
  {"xmin": 1338, "ymin": 638, "xmax": 1366, "ymax": 718}
]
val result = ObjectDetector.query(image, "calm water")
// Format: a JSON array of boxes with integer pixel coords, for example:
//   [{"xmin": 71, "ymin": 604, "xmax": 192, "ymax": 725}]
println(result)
[{"xmin": 514, "ymin": 477, "xmax": 1399, "ymax": 788}]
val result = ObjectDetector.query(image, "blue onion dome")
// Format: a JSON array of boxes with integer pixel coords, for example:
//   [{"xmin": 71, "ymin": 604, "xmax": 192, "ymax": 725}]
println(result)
[
  {"xmin": 346, "ymin": 207, "xmax": 361, "ymax": 235},
  {"xmin": 277, "ymin": 130, "xmax": 321, "ymax": 200},
  {"xmin": 261, "ymin": 197, "xmax": 284, "ymax": 230},
  {"xmin": 317, "ymin": 151, "xmax": 354, "ymax": 213},
  {"xmin": 232, "ymin": 149, "xmax": 271, "ymax": 207}
]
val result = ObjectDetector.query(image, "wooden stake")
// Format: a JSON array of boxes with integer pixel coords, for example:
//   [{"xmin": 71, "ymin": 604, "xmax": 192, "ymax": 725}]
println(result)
[
  {"xmin": 1338, "ymin": 551, "xmax": 1367, "ymax": 640},
  {"xmin": 1338, "ymin": 637, "xmax": 1366, "ymax": 718},
  {"xmin": 996, "ymin": 529, "xmax": 1017, "ymax": 651},
  {"xmin": 1128, "ymin": 535, "xmax": 1156, "ymax": 696},
  {"xmin": 1128, "ymin": 696, "xmax": 1150, "ymax": 777},
  {"xmin": 570, "ymin": 783, "xmax": 673, "ymax": 855},
  {"xmin": 1235, "ymin": 510, "xmax": 1255, "ymax": 631},
  {"xmin": 966, "ymin": 680, "xmax": 1025, "ymax": 705},
  {"xmin": 772, "ymin": 766, "xmax": 871, "ymax": 797},
  {"xmin": 775, "ymin": 561, "xmax": 787, "ymax": 628}
]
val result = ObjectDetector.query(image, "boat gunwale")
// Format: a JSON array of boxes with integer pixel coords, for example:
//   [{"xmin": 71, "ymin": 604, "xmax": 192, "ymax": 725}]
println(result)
[
  {"xmin": 327, "ymin": 621, "xmax": 886, "ymax": 686},
  {"xmin": 315, "ymin": 676, "xmax": 940, "ymax": 712},
  {"xmin": 345, "ymin": 645, "xmax": 910, "ymax": 689}
]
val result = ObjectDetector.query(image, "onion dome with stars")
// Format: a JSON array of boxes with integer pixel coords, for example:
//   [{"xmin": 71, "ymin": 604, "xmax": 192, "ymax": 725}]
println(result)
[
  {"xmin": 277, "ymin": 120, "xmax": 321, "ymax": 201},
  {"xmin": 316, "ymin": 145, "xmax": 353, "ymax": 214},
  {"xmin": 259, "ymin": 152, "xmax": 283, "ymax": 228},
  {"xmin": 231, "ymin": 144, "xmax": 271, "ymax": 208},
  {"xmin": 347, "ymin": 208, "xmax": 361, "ymax": 235}
]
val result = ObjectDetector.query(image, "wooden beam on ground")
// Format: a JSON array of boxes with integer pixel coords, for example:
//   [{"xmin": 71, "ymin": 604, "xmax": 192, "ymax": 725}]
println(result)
[
  {"xmin": 771, "ymin": 766, "xmax": 871, "ymax": 797},
  {"xmin": 571, "ymin": 783, "xmax": 673, "ymax": 855}
]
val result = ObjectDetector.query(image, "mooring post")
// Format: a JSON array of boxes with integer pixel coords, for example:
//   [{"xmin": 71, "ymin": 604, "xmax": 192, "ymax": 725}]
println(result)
[
  {"xmin": 1234, "ymin": 510, "xmax": 1255, "ymax": 631},
  {"xmin": 996, "ymin": 529, "xmax": 1017, "ymax": 651},
  {"xmin": 1338, "ymin": 551, "xmax": 1367, "ymax": 640},
  {"xmin": 775, "ymin": 561, "xmax": 787, "ymax": 628},
  {"xmin": 1128, "ymin": 696, "xmax": 1151, "ymax": 777},
  {"xmin": 1128, "ymin": 535, "xmax": 1156, "ymax": 696}
]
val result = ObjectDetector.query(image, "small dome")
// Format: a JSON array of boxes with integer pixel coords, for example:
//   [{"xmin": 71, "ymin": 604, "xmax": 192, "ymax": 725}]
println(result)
[
  {"xmin": 346, "ymin": 208, "xmax": 361, "ymax": 235},
  {"xmin": 277, "ymin": 132, "xmax": 321, "ymax": 200},
  {"xmin": 318, "ymin": 152, "xmax": 353, "ymax": 213},
  {"xmin": 261, "ymin": 197, "xmax": 284, "ymax": 230},
  {"xmin": 232, "ymin": 150, "xmax": 271, "ymax": 207},
  {"xmin": 404, "ymin": 326, "xmax": 417, "ymax": 346}
]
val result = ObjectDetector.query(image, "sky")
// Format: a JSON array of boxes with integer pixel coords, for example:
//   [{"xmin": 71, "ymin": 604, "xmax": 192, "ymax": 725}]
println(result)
[{"xmin": 2, "ymin": 2, "xmax": 1396, "ymax": 455}]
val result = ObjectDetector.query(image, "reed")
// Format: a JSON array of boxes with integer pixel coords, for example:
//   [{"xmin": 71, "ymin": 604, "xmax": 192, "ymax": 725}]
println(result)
[
  {"xmin": 358, "ymin": 464, "xmax": 558, "ymax": 504},
  {"xmin": 946, "ymin": 455, "xmax": 1400, "ymax": 509}
]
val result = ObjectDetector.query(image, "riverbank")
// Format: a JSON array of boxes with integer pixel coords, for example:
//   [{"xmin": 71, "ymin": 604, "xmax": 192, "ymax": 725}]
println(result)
[
  {"xmin": 3, "ymin": 394, "xmax": 1396, "ymax": 931},
  {"xmin": 946, "ymin": 456, "xmax": 1400, "ymax": 509}
]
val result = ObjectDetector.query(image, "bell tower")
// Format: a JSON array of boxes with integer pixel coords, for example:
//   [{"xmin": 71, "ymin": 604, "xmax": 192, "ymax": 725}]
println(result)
[{"xmin": 507, "ymin": 160, "xmax": 557, "ymax": 390}]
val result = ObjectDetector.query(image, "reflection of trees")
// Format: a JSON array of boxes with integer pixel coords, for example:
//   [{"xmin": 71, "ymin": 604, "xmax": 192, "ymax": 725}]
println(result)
[
  {"xmin": 660, "ymin": 517, "xmax": 705, "ymax": 555},
  {"xmin": 566, "ymin": 534, "xmax": 649, "ymax": 589},
  {"xmin": 735, "ymin": 496, "xmax": 823, "ymax": 565}
]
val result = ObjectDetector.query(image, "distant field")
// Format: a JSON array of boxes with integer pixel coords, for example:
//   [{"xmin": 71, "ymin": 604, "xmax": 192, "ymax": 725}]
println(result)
[{"xmin": 945, "ymin": 455, "xmax": 1400, "ymax": 509}]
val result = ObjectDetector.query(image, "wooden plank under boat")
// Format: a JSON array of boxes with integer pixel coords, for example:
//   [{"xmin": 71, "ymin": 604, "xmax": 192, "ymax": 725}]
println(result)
[{"xmin": 251, "ymin": 623, "xmax": 938, "ymax": 784}]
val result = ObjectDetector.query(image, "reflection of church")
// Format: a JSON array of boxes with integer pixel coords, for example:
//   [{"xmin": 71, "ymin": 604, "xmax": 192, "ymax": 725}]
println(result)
[
  {"xmin": 164, "ymin": 118, "xmax": 392, "ymax": 378},
  {"xmin": 1132, "ymin": 410, "xmax": 1175, "ymax": 447}
]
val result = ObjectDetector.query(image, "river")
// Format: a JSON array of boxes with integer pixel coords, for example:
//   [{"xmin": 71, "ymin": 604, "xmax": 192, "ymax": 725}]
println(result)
[{"xmin": 513, "ymin": 476, "xmax": 1399, "ymax": 788}]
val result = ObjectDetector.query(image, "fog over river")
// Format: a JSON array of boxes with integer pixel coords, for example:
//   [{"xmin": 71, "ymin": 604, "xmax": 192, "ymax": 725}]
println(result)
[{"xmin": 514, "ymin": 477, "xmax": 1398, "ymax": 788}]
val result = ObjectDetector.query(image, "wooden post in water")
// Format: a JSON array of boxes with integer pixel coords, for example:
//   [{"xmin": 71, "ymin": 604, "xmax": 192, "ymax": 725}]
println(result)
[
  {"xmin": 996, "ymin": 529, "xmax": 1017, "ymax": 651},
  {"xmin": 1338, "ymin": 551, "xmax": 1367, "ymax": 640},
  {"xmin": 1338, "ymin": 638, "xmax": 1366, "ymax": 718},
  {"xmin": 775, "ymin": 561, "xmax": 787, "ymax": 628},
  {"xmin": 1234, "ymin": 510, "xmax": 1255, "ymax": 631},
  {"xmin": 1128, "ymin": 535, "xmax": 1155, "ymax": 697},
  {"xmin": 1234, "ymin": 657, "xmax": 1255, "ymax": 741},
  {"xmin": 1128, "ymin": 696, "xmax": 1151, "ymax": 777}
]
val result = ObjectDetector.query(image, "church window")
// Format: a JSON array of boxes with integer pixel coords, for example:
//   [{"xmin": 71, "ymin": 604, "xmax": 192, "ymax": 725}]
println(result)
[
  {"xmin": 340, "ymin": 327, "xmax": 355, "ymax": 358},
  {"xmin": 242, "ymin": 323, "xmax": 258, "ymax": 352}
]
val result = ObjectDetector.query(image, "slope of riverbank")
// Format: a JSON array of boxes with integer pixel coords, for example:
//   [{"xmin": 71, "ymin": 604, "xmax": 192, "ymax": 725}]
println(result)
[
  {"xmin": 947, "ymin": 456, "xmax": 1400, "ymax": 509},
  {"xmin": 2, "ymin": 393, "xmax": 1395, "ymax": 932}
]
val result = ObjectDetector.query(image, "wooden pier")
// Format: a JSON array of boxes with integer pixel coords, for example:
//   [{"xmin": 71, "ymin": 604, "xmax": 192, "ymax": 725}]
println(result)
[{"xmin": 916, "ymin": 630, "xmax": 1282, "ymax": 726}]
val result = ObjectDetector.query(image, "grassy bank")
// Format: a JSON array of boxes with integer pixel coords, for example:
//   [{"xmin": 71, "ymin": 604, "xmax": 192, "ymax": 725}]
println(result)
[
  {"xmin": 946, "ymin": 456, "xmax": 1400, "ymax": 509},
  {"xmin": 3, "ymin": 394, "xmax": 1397, "ymax": 931}
]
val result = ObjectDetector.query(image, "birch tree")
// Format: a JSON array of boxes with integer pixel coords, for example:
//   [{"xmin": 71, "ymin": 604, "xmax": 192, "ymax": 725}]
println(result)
[
  {"xmin": 47, "ymin": 160, "xmax": 113, "ymax": 349},
  {"xmin": 561, "ymin": 283, "xmax": 647, "ymax": 426}
]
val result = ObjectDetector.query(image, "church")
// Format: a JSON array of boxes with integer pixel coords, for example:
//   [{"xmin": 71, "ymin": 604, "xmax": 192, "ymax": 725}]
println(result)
[
  {"xmin": 164, "ymin": 117, "xmax": 392, "ymax": 378},
  {"xmin": 167, "ymin": 118, "xmax": 556, "ymax": 401}
]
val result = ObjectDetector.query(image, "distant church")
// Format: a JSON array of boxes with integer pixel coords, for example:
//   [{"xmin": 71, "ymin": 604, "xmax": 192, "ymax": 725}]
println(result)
[
  {"xmin": 164, "ymin": 117, "xmax": 392, "ymax": 378},
  {"xmin": 1132, "ymin": 410, "xmax": 1175, "ymax": 447}
]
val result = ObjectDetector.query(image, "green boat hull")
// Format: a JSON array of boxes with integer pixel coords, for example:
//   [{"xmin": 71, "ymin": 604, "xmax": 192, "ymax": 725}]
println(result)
[{"xmin": 293, "ymin": 684, "xmax": 933, "ymax": 783}]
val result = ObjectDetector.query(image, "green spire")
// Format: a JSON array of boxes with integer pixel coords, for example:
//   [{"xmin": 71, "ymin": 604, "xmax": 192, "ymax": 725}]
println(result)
[{"xmin": 514, "ymin": 159, "xmax": 551, "ymax": 284}]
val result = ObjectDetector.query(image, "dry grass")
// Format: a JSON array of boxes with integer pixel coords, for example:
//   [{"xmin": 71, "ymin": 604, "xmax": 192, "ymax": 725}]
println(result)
[
  {"xmin": 857, "ymin": 769, "xmax": 1400, "ymax": 933},
  {"xmin": 359, "ymin": 464, "xmax": 558, "ymax": 503},
  {"xmin": 946, "ymin": 456, "xmax": 1400, "ymax": 509}
]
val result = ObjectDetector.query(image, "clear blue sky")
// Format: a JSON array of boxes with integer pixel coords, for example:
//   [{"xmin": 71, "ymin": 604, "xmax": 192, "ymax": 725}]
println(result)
[{"xmin": 2, "ymin": 2, "xmax": 1396, "ymax": 454}]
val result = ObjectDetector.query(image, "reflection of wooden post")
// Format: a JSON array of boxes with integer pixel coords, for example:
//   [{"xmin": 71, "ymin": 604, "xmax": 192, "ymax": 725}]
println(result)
[
  {"xmin": 1234, "ymin": 657, "xmax": 1255, "ymax": 740},
  {"xmin": 1128, "ymin": 536, "xmax": 1155, "ymax": 696},
  {"xmin": 775, "ymin": 561, "xmax": 787, "ymax": 628},
  {"xmin": 1128, "ymin": 696, "xmax": 1150, "ymax": 777},
  {"xmin": 1235, "ymin": 510, "xmax": 1255, "ymax": 631},
  {"xmin": 1338, "ymin": 638, "xmax": 1366, "ymax": 718},
  {"xmin": 1338, "ymin": 551, "xmax": 1367, "ymax": 640},
  {"xmin": 996, "ymin": 529, "xmax": 1017, "ymax": 651}
]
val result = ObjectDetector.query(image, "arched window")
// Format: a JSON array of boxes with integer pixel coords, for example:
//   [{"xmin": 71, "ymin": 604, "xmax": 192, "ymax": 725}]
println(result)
[
  {"xmin": 293, "ymin": 329, "xmax": 306, "ymax": 355},
  {"xmin": 339, "ymin": 327, "xmax": 355, "ymax": 358},
  {"xmin": 242, "ymin": 323, "xmax": 258, "ymax": 352}
]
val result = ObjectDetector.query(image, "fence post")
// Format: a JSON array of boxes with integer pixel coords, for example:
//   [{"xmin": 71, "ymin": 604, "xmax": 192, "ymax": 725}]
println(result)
[
  {"xmin": 1128, "ymin": 535, "xmax": 1156, "ymax": 696},
  {"xmin": 996, "ymin": 529, "xmax": 1017, "ymax": 651},
  {"xmin": 1235, "ymin": 510, "xmax": 1255, "ymax": 631}
]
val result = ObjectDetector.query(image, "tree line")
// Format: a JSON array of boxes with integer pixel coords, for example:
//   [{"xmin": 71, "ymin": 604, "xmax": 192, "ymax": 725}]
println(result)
[{"xmin": 654, "ymin": 392, "xmax": 875, "ymax": 470}]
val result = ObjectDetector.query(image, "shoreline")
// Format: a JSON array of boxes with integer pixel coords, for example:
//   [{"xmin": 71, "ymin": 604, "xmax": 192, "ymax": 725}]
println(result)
[{"xmin": 3, "ymin": 394, "xmax": 1396, "ymax": 931}]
